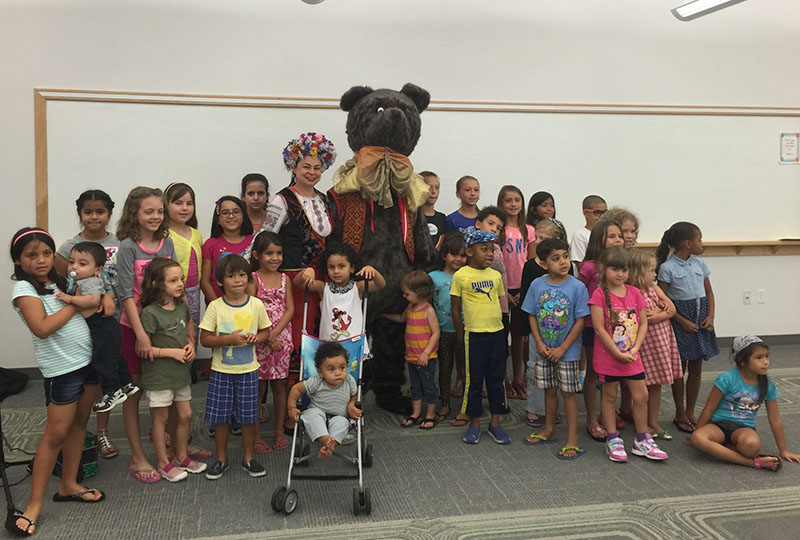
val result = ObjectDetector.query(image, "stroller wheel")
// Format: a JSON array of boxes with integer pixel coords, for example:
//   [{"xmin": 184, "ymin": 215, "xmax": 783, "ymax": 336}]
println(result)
[
  {"xmin": 363, "ymin": 443, "xmax": 374, "ymax": 468},
  {"xmin": 270, "ymin": 487, "xmax": 286, "ymax": 513},
  {"xmin": 284, "ymin": 489, "xmax": 298, "ymax": 515},
  {"xmin": 352, "ymin": 487, "xmax": 371, "ymax": 515}
]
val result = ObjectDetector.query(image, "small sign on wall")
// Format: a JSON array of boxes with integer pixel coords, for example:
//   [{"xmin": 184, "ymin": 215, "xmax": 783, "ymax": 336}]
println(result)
[{"xmin": 780, "ymin": 133, "xmax": 799, "ymax": 164}]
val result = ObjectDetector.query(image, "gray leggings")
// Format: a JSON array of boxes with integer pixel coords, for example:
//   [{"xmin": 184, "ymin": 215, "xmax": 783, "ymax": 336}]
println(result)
[{"xmin": 301, "ymin": 407, "xmax": 350, "ymax": 443}]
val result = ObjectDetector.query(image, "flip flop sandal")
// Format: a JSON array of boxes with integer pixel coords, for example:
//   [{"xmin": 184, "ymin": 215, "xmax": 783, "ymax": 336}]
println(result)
[
  {"xmin": 652, "ymin": 431, "xmax": 673, "ymax": 441},
  {"xmin": 523, "ymin": 432, "xmax": 558, "ymax": 445},
  {"xmin": 556, "ymin": 446, "xmax": 586, "ymax": 460},
  {"xmin": 53, "ymin": 488, "xmax": 105, "ymax": 503},
  {"xmin": 254, "ymin": 440, "xmax": 272, "ymax": 454},
  {"xmin": 128, "ymin": 467, "xmax": 161, "ymax": 484},
  {"xmin": 400, "ymin": 415, "xmax": 420, "ymax": 428},
  {"xmin": 754, "ymin": 454, "xmax": 783, "ymax": 472},
  {"xmin": 504, "ymin": 379, "xmax": 517, "ymax": 399},
  {"xmin": 451, "ymin": 415, "xmax": 469, "ymax": 427},
  {"xmin": 526, "ymin": 414, "xmax": 543, "ymax": 429},
  {"xmin": 7, "ymin": 512, "xmax": 36, "ymax": 537},
  {"xmin": 586, "ymin": 424, "xmax": 607, "ymax": 442},
  {"xmin": 434, "ymin": 408, "xmax": 450, "ymax": 423},
  {"xmin": 273, "ymin": 437, "xmax": 289, "ymax": 450},
  {"xmin": 419, "ymin": 418, "xmax": 437, "ymax": 430},
  {"xmin": 672, "ymin": 418, "xmax": 695, "ymax": 434}
]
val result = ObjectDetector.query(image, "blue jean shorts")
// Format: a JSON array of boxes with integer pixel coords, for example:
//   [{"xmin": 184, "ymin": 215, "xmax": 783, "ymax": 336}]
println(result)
[
  {"xmin": 43, "ymin": 364, "xmax": 99, "ymax": 406},
  {"xmin": 204, "ymin": 370, "xmax": 259, "ymax": 424},
  {"xmin": 408, "ymin": 359, "xmax": 438, "ymax": 403}
]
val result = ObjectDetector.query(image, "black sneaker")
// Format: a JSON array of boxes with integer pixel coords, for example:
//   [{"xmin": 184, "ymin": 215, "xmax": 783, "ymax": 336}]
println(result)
[
  {"xmin": 241, "ymin": 459, "xmax": 266, "ymax": 478},
  {"xmin": 205, "ymin": 460, "xmax": 228, "ymax": 480},
  {"xmin": 121, "ymin": 383, "xmax": 140, "ymax": 398},
  {"xmin": 92, "ymin": 389, "xmax": 127, "ymax": 413}
]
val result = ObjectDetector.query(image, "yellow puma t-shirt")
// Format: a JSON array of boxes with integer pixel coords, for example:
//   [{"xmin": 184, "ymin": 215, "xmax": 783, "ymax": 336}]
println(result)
[
  {"xmin": 450, "ymin": 266, "xmax": 505, "ymax": 333},
  {"xmin": 199, "ymin": 296, "xmax": 271, "ymax": 374}
]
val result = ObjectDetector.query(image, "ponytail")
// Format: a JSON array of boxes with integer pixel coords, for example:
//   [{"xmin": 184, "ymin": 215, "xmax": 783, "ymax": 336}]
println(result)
[{"xmin": 655, "ymin": 231, "xmax": 672, "ymax": 272}]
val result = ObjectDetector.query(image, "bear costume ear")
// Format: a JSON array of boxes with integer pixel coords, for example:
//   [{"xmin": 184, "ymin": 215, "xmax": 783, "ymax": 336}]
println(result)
[
  {"xmin": 340, "ymin": 86, "xmax": 374, "ymax": 112},
  {"xmin": 401, "ymin": 83, "xmax": 430, "ymax": 113}
]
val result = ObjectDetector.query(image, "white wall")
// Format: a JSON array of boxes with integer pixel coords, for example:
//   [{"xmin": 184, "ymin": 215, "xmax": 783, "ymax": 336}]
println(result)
[{"xmin": 1, "ymin": 0, "xmax": 799, "ymax": 369}]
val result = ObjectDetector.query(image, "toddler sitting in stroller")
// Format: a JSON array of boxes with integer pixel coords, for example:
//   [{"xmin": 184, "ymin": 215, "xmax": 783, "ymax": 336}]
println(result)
[{"xmin": 288, "ymin": 342, "xmax": 362, "ymax": 459}]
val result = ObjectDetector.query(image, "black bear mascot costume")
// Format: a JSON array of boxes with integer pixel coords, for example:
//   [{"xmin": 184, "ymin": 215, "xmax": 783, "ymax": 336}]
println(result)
[{"xmin": 327, "ymin": 83, "xmax": 437, "ymax": 415}]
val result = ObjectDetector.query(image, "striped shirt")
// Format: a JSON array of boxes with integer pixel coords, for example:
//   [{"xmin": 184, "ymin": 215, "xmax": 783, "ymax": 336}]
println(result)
[
  {"xmin": 12, "ymin": 281, "xmax": 92, "ymax": 378},
  {"xmin": 404, "ymin": 304, "xmax": 438, "ymax": 363}
]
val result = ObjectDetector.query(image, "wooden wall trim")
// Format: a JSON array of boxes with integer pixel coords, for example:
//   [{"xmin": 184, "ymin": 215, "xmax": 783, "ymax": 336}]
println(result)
[
  {"xmin": 636, "ymin": 241, "xmax": 800, "ymax": 257},
  {"xmin": 33, "ymin": 89, "xmax": 800, "ymax": 252}
]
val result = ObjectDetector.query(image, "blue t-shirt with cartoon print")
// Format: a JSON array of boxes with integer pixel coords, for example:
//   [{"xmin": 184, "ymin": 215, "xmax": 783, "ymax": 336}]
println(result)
[
  {"xmin": 521, "ymin": 275, "xmax": 589, "ymax": 362},
  {"xmin": 710, "ymin": 368, "xmax": 778, "ymax": 428}
]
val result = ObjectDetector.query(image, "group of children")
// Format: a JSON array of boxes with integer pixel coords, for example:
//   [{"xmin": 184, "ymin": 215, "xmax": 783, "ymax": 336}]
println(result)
[
  {"xmin": 416, "ymin": 172, "xmax": 798, "ymax": 468},
  {"xmin": 6, "ymin": 172, "xmax": 799, "ymax": 536}
]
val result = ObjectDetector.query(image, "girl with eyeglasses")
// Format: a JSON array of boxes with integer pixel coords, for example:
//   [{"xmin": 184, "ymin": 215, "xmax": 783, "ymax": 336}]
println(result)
[{"xmin": 200, "ymin": 196, "xmax": 254, "ymax": 303}]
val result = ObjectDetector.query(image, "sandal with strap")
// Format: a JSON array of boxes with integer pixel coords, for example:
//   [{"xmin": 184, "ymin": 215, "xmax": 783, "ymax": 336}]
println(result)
[
  {"xmin": 400, "ymin": 416, "xmax": 420, "ymax": 428},
  {"xmin": 451, "ymin": 415, "xmax": 469, "ymax": 427},
  {"xmin": 419, "ymin": 418, "xmax": 437, "ymax": 430},
  {"xmin": 434, "ymin": 407, "xmax": 450, "ymax": 423},
  {"xmin": 7, "ymin": 511, "xmax": 36, "ymax": 537},
  {"xmin": 754, "ymin": 454, "xmax": 782, "ymax": 472},
  {"xmin": 504, "ymin": 379, "xmax": 518, "ymax": 399},
  {"xmin": 97, "ymin": 429, "xmax": 118, "ymax": 459}
]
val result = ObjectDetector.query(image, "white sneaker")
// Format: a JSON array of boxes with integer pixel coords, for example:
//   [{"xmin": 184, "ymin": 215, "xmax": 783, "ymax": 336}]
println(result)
[
  {"xmin": 632, "ymin": 436, "xmax": 669, "ymax": 460},
  {"xmin": 606, "ymin": 437, "xmax": 628, "ymax": 463},
  {"xmin": 92, "ymin": 388, "xmax": 127, "ymax": 413},
  {"xmin": 121, "ymin": 383, "xmax": 140, "ymax": 398}
]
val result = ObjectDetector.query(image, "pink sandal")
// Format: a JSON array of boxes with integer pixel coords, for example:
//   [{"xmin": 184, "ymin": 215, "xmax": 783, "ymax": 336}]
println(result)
[
  {"xmin": 273, "ymin": 436, "xmax": 288, "ymax": 450},
  {"xmin": 754, "ymin": 454, "xmax": 782, "ymax": 472},
  {"xmin": 254, "ymin": 439, "xmax": 272, "ymax": 454}
]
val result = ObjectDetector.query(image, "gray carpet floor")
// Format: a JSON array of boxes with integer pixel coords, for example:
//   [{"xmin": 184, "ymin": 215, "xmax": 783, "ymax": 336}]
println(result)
[{"xmin": 2, "ymin": 341, "xmax": 799, "ymax": 539}]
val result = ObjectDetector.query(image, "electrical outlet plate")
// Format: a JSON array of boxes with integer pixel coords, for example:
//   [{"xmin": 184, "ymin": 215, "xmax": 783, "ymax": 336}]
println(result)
[
  {"xmin": 743, "ymin": 290, "xmax": 752, "ymax": 305},
  {"xmin": 757, "ymin": 289, "xmax": 766, "ymax": 304}
]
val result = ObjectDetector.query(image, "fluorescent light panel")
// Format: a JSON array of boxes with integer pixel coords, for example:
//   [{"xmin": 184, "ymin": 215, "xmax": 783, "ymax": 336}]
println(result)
[{"xmin": 672, "ymin": 0, "xmax": 748, "ymax": 21}]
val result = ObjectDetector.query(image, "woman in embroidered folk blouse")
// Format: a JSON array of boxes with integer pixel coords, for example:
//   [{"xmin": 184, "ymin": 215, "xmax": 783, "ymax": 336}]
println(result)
[{"xmin": 249, "ymin": 133, "xmax": 337, "ymax": 389}]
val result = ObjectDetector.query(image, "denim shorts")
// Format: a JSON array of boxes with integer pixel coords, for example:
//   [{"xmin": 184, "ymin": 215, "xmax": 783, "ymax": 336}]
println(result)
[
  {"xmin": 712, "ymin": 420, "xmax": 752, "ymax": 445},
  {"xmin": 408, "ymin": 359, "xmax": 438, "ymax": 403},
  {"xmin": 43, "ymin": 364, "xmax": 99, "ymax": 406}
]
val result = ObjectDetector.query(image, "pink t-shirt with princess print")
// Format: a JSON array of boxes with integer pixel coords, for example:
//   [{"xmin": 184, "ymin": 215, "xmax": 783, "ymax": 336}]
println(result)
[{"xmin": 589, "ymin": 285, "xmax": 647, "ymax": 378}]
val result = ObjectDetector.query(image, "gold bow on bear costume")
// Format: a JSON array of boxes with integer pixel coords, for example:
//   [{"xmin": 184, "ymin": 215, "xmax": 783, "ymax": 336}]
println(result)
[{"xmin": 332, "ymin": 146, "xmax": 430, "ymax": 212}]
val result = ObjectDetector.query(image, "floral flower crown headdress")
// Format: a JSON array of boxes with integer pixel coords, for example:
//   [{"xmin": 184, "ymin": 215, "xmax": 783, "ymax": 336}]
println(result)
[{"xmin": 283, "ymin": 132, "xmax": 337, "ymax": 183}]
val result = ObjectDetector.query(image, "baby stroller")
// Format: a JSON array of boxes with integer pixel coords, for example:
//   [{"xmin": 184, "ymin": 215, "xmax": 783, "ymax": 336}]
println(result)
[{"xmin": 270, "ymin": 287, "xmax": 374, "ymax": 516}]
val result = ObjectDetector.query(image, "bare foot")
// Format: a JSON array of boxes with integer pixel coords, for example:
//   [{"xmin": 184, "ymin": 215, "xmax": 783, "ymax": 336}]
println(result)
[{"xmin": 318, "ymin": 438, "xmax": 337, "ymax": 459}]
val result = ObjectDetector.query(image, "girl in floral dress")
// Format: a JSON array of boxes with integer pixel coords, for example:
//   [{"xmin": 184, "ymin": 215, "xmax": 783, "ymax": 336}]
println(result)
[{"xmin": 248, "ymin": 231, "xmax": 294, "ymax": 451}]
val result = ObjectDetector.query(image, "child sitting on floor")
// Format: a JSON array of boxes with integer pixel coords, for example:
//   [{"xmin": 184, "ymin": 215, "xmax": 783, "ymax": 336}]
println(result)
[
  {"xmin": 288, "ymin": 342, "xmax": 362, "ymax": 459},
  {"xmin": 689, "ymin": 336, "xmax": 800, "ymax": 471}
]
